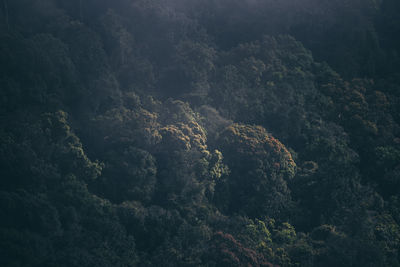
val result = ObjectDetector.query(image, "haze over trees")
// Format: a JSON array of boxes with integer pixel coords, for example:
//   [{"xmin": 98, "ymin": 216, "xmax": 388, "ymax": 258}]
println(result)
[{"xmin": 1, "ymin": 0, "xmax": 400, "ymax": 266}]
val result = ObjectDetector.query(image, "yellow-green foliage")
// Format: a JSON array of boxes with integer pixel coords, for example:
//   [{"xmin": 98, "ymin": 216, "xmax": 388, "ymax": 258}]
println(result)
[
  {"xmin": 93, "ymin": 106, "xmax": 162, "ymax": 146},
  {"xmin": 274, "ymin": 222, "xmax": 297, "ymax": 244},
  {"xmin": 375, "ymin": 213, "xmax": 400, "ymax": 252},
  {"xmin": 44, "ymin": 111, "xmax": 103, "ymax": 180},
  {"xmin": 159, "ymin": 125, "xmax": 192, "ymax": 151},
  {"xmin": 160, "ymin": 121, "xmax": 209, "ymax": 155},
  {"xmin": 238, "ymin": 217, "xmax": 301, "ymax": 266},
  {"xmin": 209, "ymin": 150, "xmax": 229, "ymax": 180},
  {"xmin": 245, "ymin": 219, "xmax": 273, "ymax": 249},
  {"xmin": 221, "ymin": 123, "xmax": 296, "ymax": 179},
  {"xmin": 371, "ymin": 90, "xmax": 390, "ymax": 110}
]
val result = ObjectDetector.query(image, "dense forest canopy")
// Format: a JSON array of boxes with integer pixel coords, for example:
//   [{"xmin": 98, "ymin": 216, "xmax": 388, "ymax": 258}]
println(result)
[{"xmin": 1, "ymin": 0, "xmax": 400, "ymax": 266}]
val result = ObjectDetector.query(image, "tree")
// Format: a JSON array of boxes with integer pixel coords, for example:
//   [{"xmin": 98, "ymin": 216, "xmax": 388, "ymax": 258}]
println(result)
[{"xmin": 216, "ymin": 123, "xmax": 296, "ymax": 219}]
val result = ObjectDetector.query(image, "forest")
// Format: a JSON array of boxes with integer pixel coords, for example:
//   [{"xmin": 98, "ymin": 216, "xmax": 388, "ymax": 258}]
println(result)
[{"xmin": 1, "ymin": 0, "xmax": 400, "ymax": 266}]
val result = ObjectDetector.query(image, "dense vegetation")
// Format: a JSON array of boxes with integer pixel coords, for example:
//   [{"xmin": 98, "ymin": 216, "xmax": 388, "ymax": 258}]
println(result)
[{"xmin": 1, "ymin": 0, "xmax": 400, "ymax": 266}]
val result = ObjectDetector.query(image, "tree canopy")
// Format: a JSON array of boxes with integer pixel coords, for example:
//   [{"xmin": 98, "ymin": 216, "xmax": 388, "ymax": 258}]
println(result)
[{"xmin": 1, "ymin": 0, "xmax": 400, "ymax": 266}]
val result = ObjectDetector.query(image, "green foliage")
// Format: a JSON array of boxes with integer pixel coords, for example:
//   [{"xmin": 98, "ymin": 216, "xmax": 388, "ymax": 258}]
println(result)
[
  {"xmin": 207, "ymin": 231, "xmax": 275, "ymax": 267},
  {"xmin": 2, "ymin": 0, "xmax": 400, "ymax": 266},
  {"xmin": 216, "ymin": 123, "xmax": 296, "ymax": 219},
  {"xmin": 95, "ymin": 147, "xmax": 157, "ymax": 203},
  {"xmin": 42, "ymin": 111, "xmax": 103, "ymax": 181}
]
